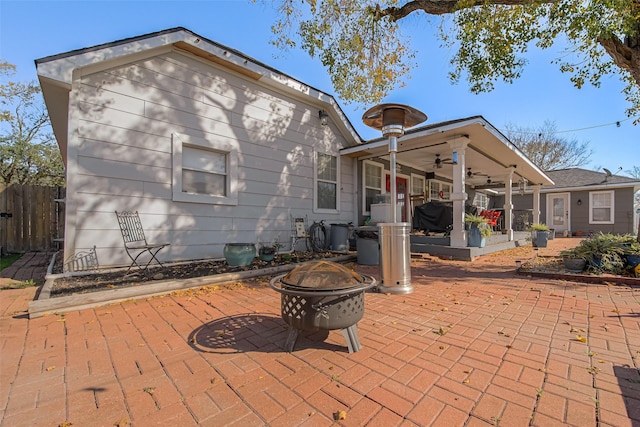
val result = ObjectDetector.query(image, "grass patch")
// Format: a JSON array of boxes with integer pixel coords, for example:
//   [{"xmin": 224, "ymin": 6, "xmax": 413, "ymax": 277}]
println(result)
[
  {"xmin": 0, "ymin": 279, "xmax": 39, "ymax": 290},
  {"xmin": 0, "ymin": 253, "xmax": 22, "ymax": 271}
]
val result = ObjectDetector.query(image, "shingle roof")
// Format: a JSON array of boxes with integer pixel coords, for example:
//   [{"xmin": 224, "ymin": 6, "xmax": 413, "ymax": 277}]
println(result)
[{"xmin": 545, "ymin": 168, "xmax": 639, "ymax": 188}]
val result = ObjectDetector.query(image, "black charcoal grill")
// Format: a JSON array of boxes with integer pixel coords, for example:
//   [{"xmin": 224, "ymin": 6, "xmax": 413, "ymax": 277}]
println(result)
[{"xmin": 270, "ymin": 260, "xmax": 376, "ymax": 353}]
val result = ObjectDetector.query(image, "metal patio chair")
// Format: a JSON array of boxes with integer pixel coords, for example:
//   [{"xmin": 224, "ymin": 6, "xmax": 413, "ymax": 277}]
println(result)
[{"xmin": 115, "ymin": 211, "xmax": 170, "ymax": 275}]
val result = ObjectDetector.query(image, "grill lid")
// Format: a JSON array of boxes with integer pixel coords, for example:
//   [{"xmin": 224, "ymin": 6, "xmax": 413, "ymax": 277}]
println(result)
[{"xmin": 281, "ymin": 260, "xmax": 364, "ymax": 290}]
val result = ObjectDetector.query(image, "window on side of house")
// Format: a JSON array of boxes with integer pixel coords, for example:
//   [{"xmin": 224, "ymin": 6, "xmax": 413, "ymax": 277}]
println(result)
[
  {"xmin": 315, "ymin": 151, "xmax": 339, "ymax": 212},
  {"xmin": 589, "ymin": 190, "xmax": 614, "ymax": 224},
  {"xmin": 363, "ymin": 161, "xmax": 383, "ymax": 214},
  {"xmin": 172, "ymin": 133, "xmax": 238, "ymax": 205},
  {"xmin": 473, "ymin": 192, "xmax": 489, "ymax": 210}
]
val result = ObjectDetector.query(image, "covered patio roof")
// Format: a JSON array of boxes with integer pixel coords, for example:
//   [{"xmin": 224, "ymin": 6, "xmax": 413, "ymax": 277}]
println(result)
[{"xmin": 341, "ymin": 116, "xmax": 554, "ymax": 188}]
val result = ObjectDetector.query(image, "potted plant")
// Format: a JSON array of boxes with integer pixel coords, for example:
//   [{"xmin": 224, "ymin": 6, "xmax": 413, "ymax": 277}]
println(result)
[
  {"xmin": 559, "ymin": 246, "xmax": 589, "ymax": 273},
  {"xmin": 258, "ymin": 237, "xmax": 281, "ymax": 262},
  {"xmin": 573, "ymin": 232, "xmax": 625, "ymax": 274},
  {"xmin": 620, "ymin": 235, "xmax": 640, "ymax": 273},
  {"xmin": 465, "ymin": 214, "xmax": 489, "ymax": 248},
  {"xmin": 529, "ymin": 223, "xmax": 550, "ymax": 248}
]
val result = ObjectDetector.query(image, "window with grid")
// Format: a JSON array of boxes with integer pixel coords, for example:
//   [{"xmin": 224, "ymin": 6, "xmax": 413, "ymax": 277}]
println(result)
[
  {"xmin": 429, "ymin": 180, "xmax": 451, "ymax": 200},
  {"xmin": 473, "ymin": 192, "xmax": 489, "ymax": 210},
  {"xmin": 364, "ymin": 161, "xmax": 383, "ymax": 213},
  {"xmin": 589, "ymin": 191, "xmax": 614, "ymax": 224},
  {"xmin": 411, "ymin": 175, "xmax": 425, "ymax": 198},
  {"xmin": 315, "ymin": 152, "xmax": 339, "ymax": 211},
  {"xmin": 172, "ymin": 133, "xmax": 237, "ymax": 205}
]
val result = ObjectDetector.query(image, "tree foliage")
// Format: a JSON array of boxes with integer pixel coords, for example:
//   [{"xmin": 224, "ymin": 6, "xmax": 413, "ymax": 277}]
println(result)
[
  {"xmin": 261, "ymin": 0, "xmax": 640, "ymax": 118},
  {"xmin": 504, "ymin": 120, "xmax": 592, "ymax": 170},
  {"xmin": 0, "ymin": 61, "xmax": 64, "ymax": 186},
  {"xmin": 626, "ymin": 165, "xmax": 640, "ymax": 179}
]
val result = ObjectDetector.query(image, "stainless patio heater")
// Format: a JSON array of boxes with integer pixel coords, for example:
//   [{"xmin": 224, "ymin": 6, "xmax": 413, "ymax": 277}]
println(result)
[{"xmin": 362, "ymin": 103, "xmax": 427, "ymax": 294}]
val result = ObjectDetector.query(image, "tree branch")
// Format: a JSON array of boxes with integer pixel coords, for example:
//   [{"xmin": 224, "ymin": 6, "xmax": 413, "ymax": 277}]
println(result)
[{"xmin": 377, "ymin": 0, "xmax": 555, "ymax": 19}]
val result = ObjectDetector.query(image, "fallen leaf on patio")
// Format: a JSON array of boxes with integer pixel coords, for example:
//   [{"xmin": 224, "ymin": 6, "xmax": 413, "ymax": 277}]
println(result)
[
  {"xmin": 598, "ymin": 360, "xmax": 606, "ymax": 363},
  {"xmin": 143, "ymin": 387, "xmax": 156, "ymax": 395},
  {"xmin": 575, "ymin": 335, "xmax": 587, "ymax": 343},
  {"xmin": 435, "ymin": 326, "xmax": 447, "ymax": 336},
  {"xmin": 463, "ymin": 379, "xmax": 470, "ymax": 384},
  {"xmin": 612, "ymin": 309, "xmax": 620, "ymax": 313},
  {"xmin": 113, "ymin": 418, "xmax": 130, "ymax": 426},
  {"xmin": 58, "ymin": 422, "xmax": 73, "ymax": 427},
  {"xmin": 603, "ymin": 324, "xmax": 609, "ymax": 331},
  {"xmin": 570, "ymin": 327, "xmax": 578, "ymax": 333},
  {"xmin": 334, "ymin": 410, "xmax": 347, "ymax": 420},
  {"xmin": 46, "ymin": 366, "xmax": 55, "ymax": 371},
  {"xmin": 439, "ymin": 345, "xmax": 446, "ymax": 350}
]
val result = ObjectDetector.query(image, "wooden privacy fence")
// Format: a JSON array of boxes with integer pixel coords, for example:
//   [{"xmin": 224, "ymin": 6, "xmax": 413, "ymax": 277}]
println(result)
[{"xmin": 0, "ymin": 184, "xmax": 65, "ymax": 254}]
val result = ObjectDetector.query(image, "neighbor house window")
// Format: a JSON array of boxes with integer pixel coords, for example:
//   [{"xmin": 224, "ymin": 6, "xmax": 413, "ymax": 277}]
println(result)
[
  {"xmin": 589, "ymin": 190, "xmax": 614, "ymax": 224},
  {"xmin": 363, "ymin": 161, "xmax": 383, "ymax": 213},
  {"xmin": 315, "ymin": 151, "xmax": 339, "ymax": 212},
  {"xmin": 172, "ymin": 133, "xmax": 238, "ymax": 205}
]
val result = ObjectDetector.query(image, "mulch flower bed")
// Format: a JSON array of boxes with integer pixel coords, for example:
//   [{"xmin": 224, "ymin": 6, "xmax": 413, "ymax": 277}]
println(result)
[{"xmin": 50, "ymin": 250, "xmax": 337, "ymax": 298}]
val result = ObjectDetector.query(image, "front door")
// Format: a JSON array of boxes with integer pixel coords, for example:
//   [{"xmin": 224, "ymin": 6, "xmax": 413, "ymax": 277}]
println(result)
[
  {"xmin": 547, "ymin": 193, "xmax": 570, "ymax": 234},
  {"xmin": 386, "ymin": 175, "xmax": 408, "ymax": 222}
]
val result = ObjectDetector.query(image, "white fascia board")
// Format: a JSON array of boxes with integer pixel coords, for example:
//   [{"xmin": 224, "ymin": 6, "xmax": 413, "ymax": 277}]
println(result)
[
  {"xmin": 36, "ymin": 30, "xmax": 190, "ymax": 84},
  {"xmin": 474, "ymin": 119, "xmax": 554, "ymax": 186}
]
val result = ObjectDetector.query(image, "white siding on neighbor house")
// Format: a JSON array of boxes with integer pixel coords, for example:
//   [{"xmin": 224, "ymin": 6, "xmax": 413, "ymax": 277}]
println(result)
[{"xmin": 64, "ymin": 49, "xmax": 354, "ymax": 267}]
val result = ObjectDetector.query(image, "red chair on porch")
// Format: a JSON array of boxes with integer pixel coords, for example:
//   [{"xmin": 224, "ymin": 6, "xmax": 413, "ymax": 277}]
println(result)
[{"xmin": 480, "ymin": 210, "xmax": 501, "ymax": 230}]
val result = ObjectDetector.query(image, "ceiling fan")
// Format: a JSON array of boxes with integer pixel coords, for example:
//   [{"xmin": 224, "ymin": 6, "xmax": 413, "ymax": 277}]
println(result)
[
  {"xmin": 433, "ymin": 154, "xmax": 454, "ymax": 169},
  {"xmin": 466, "ymin": 168, "xmax": 488, "ymax": 178}
]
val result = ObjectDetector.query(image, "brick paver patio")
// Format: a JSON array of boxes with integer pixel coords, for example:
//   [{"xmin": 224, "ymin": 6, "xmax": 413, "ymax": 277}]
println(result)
[{"xmin": 1, "ymin": 241, "xmax": 639, "ymax": 426}]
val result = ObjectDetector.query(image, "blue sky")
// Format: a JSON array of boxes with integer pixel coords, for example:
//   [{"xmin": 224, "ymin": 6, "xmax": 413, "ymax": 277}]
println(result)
[{"xmin": 1, "ymin": 0, "xmax": 637, "ymax": 174}]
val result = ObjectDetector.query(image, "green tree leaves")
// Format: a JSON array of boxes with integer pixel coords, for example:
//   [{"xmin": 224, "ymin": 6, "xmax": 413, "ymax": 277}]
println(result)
[{"xmin": 0, "ymin": 62, "xmax": 64, "ymax": 186}]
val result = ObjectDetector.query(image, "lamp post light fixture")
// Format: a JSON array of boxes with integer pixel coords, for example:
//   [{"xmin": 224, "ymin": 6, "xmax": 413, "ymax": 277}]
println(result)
[{"xmin": 362, "ymin": 103, "xmax": 427, "ymax": 295}]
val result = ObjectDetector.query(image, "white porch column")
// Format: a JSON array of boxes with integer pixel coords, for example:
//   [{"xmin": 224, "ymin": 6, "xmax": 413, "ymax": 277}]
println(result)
[
  {"xmin": 503, "ymin": 168, "xmax": 515, "ymax": 241},
  {"xmin": 449, "ymin": 137, "xmax": 470, "ymax": 248},
  {"xmin": 532, "ymin": 184, "xmax": 541, "ymax": 225}
]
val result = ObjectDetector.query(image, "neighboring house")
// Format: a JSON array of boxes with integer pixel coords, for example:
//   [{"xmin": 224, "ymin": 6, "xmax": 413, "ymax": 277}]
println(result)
[
  {"xmin": 497, "ymin": 168, "xmax": 640, "ymax": 236},
  {"xmin": 37, "ymin": 27, "xmax": 553, "ymax": 269},
  {"xmin": 36, "ymin": 28, "xmax": 362, "ymax": 268}
]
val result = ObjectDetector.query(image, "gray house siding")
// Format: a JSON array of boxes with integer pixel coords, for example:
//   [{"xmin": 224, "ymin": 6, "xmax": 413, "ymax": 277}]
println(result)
[
  {"xmin": 497, "ymin": 187, "xmax": 637, "ymax": 235},
  {"xmin": 64, "ymin": 50, "xmax": 355, "ymax": 267}
]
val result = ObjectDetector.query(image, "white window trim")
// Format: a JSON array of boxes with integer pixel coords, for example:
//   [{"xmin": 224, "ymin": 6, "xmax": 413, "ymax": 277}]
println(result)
[
  {"xmin": 410, "ymin": 173, "xmax": 425, "ymax": 198},
  {"xmin": 429, "ymin": 179, "xmax": 452, "ymax": 201},
  {"xmin": 589, "ymin": 190, "xmax": 615, "ymax": 224},
  {"xmin": 172, "ymin": 132, "xmax": 238, "ymax": 205},
  {"xmin": 363, "ymin": 160, "xmax": 384, "ymax": 215},
  {"xmin": 314, "ymin": 150, "xmax": 340, "ymax": 213}
]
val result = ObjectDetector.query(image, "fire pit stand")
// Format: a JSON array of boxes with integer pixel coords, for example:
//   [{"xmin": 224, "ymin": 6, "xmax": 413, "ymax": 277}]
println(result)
[{"xmin": 270, "ymin": 261, "xmax": 376, "ymax": 353}]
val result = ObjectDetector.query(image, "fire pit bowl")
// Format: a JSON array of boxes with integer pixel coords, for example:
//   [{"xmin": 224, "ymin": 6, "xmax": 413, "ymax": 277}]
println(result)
[{"xmin": 270, "ymin": 260, "xmax": 376, "ymax": 353}]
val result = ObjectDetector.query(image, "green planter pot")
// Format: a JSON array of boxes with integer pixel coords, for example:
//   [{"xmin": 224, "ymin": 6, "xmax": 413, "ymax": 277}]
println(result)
[
  {"xmin": 223, "ymin": 243, "xmax": 256, "ymax": 266},
  {"xmin": 259, "ymin": 250, "xmax": 276, "ymax": 262}
]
